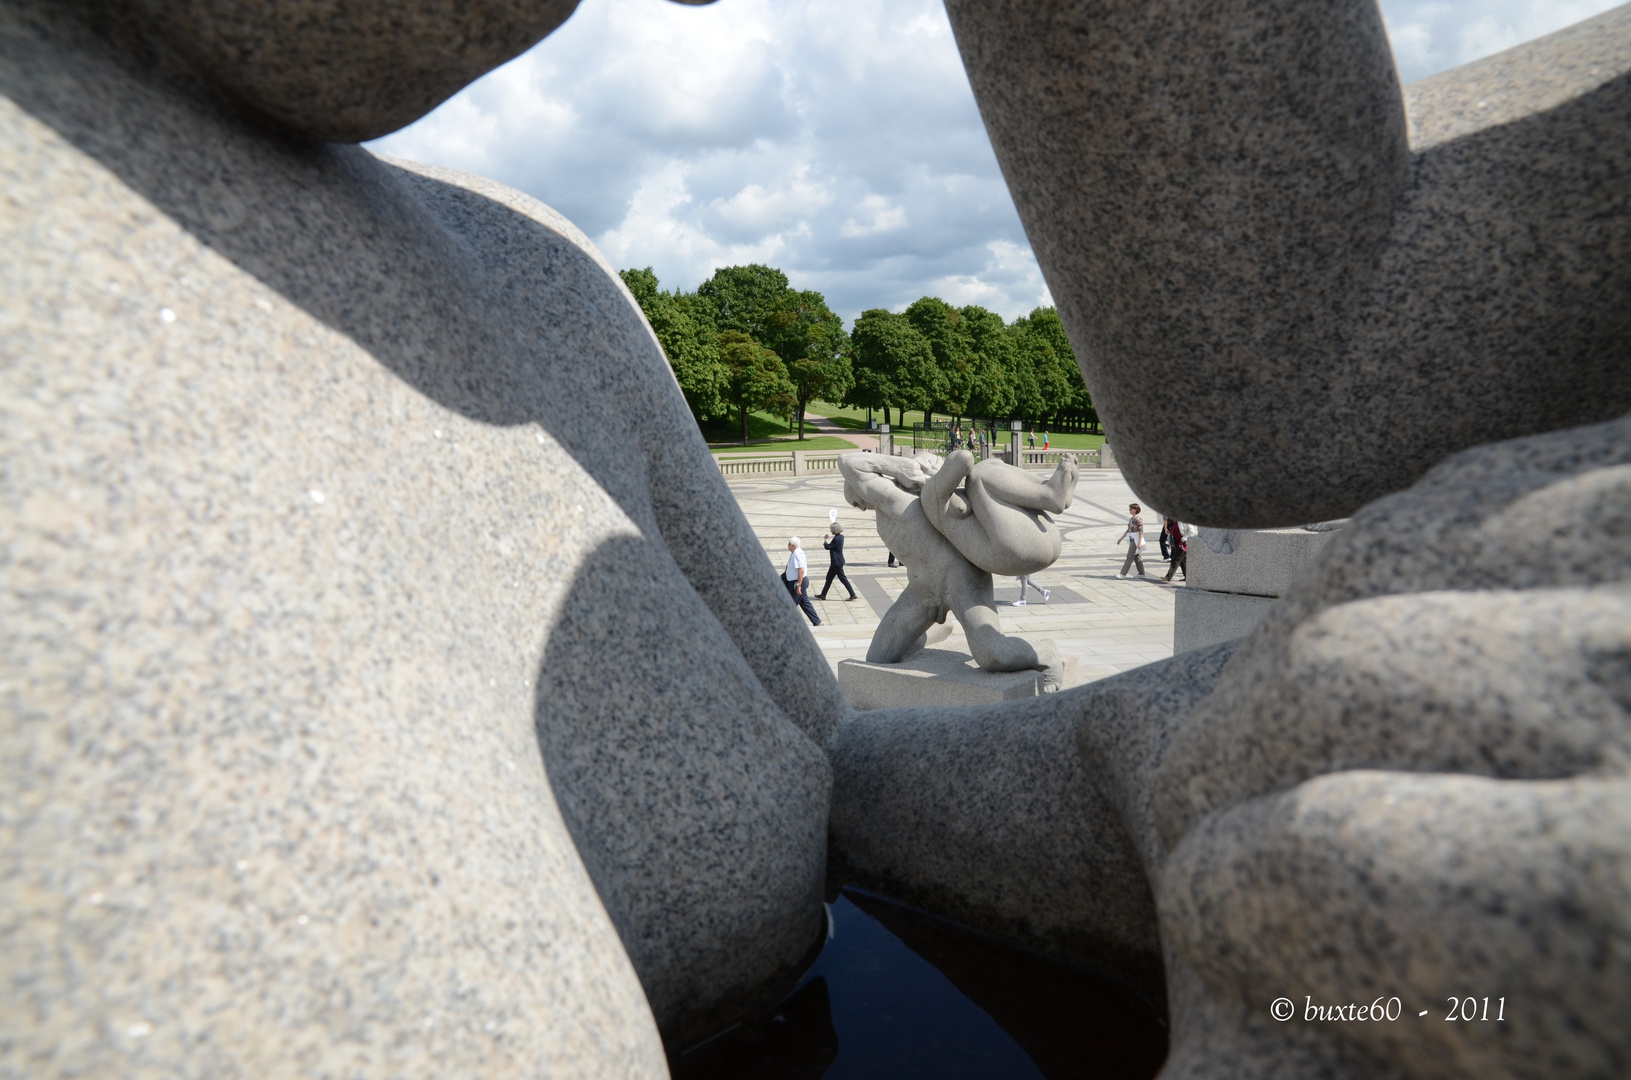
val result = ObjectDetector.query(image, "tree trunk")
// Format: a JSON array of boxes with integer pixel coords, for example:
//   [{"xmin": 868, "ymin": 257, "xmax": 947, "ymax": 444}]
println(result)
[
  {"xmin": 740, "ymin": 405, "xmax": 748, "ymax": 445},
  {"xmin": 797, "ymin": 403, "xmax": 805, "ymax": 439}
]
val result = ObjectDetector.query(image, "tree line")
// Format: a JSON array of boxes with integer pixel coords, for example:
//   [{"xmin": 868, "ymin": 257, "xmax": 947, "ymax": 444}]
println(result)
[{"xmin": 619, "ymin": 263, "xmax": 1092, "ymax": 444}]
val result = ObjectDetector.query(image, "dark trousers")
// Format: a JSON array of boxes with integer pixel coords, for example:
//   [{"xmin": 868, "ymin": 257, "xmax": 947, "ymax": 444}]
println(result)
[
  {"xmin": 784, "ymin": 577, "xmax": 821, "ymax": 624},
  {"xmin": 817, "ymin": 564, "xmax": 855, "ymax": 599},
  {"xmin": 1120, "ymin": 542, "xmax": 1145, "ymax": 576},
  {"xmin": 1165, "ymin": 550, "xmax": 1187, "ymax": 581}
]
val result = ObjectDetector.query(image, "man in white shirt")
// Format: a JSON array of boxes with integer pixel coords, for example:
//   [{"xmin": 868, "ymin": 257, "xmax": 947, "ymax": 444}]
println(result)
[{"xmin": 784, "ymin": 537, "xmax": 821, "ymax": 626}]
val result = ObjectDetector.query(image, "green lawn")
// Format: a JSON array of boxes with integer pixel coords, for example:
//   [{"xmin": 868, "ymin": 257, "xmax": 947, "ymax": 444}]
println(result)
[
  {"xmin": 805, "ymin": 402, "xmax": 956, "ymax": 429},
  {"xmin": 711, "ymin": 436, "xmax": 859, "ymax": 454},
  {"xmin": 699, "ymin": 410, "xmax": 797, "ymax": 443},
  {"xmin": 702, "ymin": 407, "xmax": 875, "ymax": 447},
  {"xmin": 805, "ymin": 401, "xmax": 872, "ymax": 429},
  {"xmin": 1022, "ymin": 431, "xmax": 1105, "ymax": 451},
  {"xmin": 807, "ymin": 403, "xmax": 1103, "ymax": 449},
  {"xmin": 700, "ymin": 404, "xmax": 1104, "ymax": 453}
]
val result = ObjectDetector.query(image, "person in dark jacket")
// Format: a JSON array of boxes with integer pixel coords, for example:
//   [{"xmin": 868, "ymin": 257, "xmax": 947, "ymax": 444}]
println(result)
[
  {"xmin": 817, "ymin": 522, "xmax": 858, "ymax": 600},
  {"xmin": 1163, "ymin": 517, "xmax": 1188, "ymax": 582}
]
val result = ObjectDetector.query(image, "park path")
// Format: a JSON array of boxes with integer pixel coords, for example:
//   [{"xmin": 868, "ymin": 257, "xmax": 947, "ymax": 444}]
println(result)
[{"xmin": 800, "ymin": 409, "xmax": 877, "ymax": 451}]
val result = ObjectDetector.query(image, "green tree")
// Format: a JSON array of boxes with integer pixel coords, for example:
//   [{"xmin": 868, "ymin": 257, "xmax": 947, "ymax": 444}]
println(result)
[
  {"xmin": 1010, "ymin": 306, "xmax": 1090, "ymax": 423},
  {"xmin": 769, "ymin": 290, "xmax": 852, "ymax": 438},
  {"xmin": 959, "ymin": 305, "xmax": 1016, "ymax": 419},
  {"xmin": 619, "ymin": 267, "xmax": 728, "ymax": 423},
  {"xmin": 845, "ymin": 309, "xmax": 937, "ymax": 427},
  {"xmin": 718, "ymin": 330, "xmax": 795, "ymax": 445},
  {"xmin": 697, "ymin": 264, "xmax": 792, "ymax": 341},
  {"xmin": 903, "ymin": 297, "xmax": 967, "ymax": 422}
]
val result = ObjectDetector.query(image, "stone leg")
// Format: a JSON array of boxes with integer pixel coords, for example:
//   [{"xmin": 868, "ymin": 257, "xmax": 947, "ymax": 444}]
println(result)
[{"xmin": 865, "ymin": 582, "xmax": 944, "ymax": 664}]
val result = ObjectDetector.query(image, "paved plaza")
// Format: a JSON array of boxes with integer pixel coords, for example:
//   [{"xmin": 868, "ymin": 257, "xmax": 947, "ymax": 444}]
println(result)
[{"xmin": 725, "ymin": 463, "xmax": 1178, "ymax": 687}]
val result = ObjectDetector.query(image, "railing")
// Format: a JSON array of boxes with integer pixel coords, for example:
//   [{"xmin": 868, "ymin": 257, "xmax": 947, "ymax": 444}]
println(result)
[
  {"xmin": 715, "ymin": 449, "xmax": 855, "ymax": 477},
  {"xmin": 715, "ymin": 446, "xmax": 1114, "ymax": 476},
  {"xmin": 1011, "ymin": 448, "xmax": 1104, "ymax": 469}
]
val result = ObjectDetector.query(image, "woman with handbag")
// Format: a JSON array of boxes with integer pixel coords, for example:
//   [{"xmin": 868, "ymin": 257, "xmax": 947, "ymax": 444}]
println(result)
[{"xmin": 1117, "ymin": 503, "xmax": 1146, "ymax": 578}]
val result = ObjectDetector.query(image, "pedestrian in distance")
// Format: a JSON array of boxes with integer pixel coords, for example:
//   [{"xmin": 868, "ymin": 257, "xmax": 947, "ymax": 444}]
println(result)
[
  {"xmin": 1042, "ymin": 430, "xmax": 1049, "ymax": 450},
  {"xmin": 1014, "ymin": 575, "xmax": 1050, "ymax": 606},
  {"xmin": 1163, "ymin": 517, "xmax": 1188, "ymax": 582},
  {"xmin": 1158, "ymin": 513, "xmax": 1172, "ymax": 560},
  {"xmin": 1118, "ymin": 503, "xmax": 1146, "ymax": 578},
  {"xmin": 817, "ymin": 522, "xmax": 858, "ymax": 601},
  {"xmin": 784, "ymin": 536, "xmax": 821, "ymax": 625},
  {"xmin": 1027, "ymin": 428, "xmax": 1036, "ymax": 450}
]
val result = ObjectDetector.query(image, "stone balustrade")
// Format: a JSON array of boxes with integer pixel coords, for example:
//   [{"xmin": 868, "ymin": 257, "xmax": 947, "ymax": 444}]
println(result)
[{"xmin": 714, "ymin": 449, "xmax": 854, "ymax": 477}]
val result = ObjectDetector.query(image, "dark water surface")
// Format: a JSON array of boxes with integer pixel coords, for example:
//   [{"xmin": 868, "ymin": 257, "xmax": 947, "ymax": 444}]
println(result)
[{"xmin": 672, "ymin": 889, "xmax": 1168, "ymax": 1080}]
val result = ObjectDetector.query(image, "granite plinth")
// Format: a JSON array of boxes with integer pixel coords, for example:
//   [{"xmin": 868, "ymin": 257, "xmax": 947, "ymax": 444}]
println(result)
[
  {"xmin": 838, "ymin": 649, "xmax": 1076, "ymax": 710},
  {"xmin": 1186, "ymin": 527, "xmax": 1335, "ymax": 597},
  {"xmin": 1174, "ymin": 526, "xmax": 1337, "ymax": 652},
  {"xmin": 1172, "ymin": 590, "xmax": 1276, "ymax": 655}
]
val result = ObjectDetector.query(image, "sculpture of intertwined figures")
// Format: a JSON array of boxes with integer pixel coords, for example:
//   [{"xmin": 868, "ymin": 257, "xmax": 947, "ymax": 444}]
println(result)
[{"xmin": 839, "ymin": 449, "xmax": 1078, "ymax": 683}]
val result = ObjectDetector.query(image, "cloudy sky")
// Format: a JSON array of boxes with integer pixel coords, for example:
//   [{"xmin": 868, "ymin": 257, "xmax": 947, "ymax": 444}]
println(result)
[{"xmin": 369, "ymin": 0, "xmax": 1623, "ymax": 325}]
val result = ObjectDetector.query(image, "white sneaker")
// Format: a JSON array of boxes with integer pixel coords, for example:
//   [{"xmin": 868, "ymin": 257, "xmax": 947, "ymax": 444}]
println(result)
[
  {"xmin": 1041, "ymin": 589, "xmax": 1051, "ymax": 603},
  {"xmin": 1116, "ymin": 572, "xmax": 1126, "ymax": 579},
  {"xmin": 1014, "ymin": 599, "xmax": 1027, "ymax": 606}
]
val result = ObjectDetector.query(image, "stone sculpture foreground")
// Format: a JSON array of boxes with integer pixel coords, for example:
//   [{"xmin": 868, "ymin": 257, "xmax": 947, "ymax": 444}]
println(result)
[{"xmin": 3, "ymin": 1, "xmax": 1628, "ymax": 1078}]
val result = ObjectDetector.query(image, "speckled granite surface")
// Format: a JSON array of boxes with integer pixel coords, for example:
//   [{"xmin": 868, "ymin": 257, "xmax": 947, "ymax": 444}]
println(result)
[
  {"xmin": 82, "ymin": 0, "xmax": 582, "ymax": 142},
  {"xmin": 947, "ymin": 0, "xmax": 1631, "ymax": 526},
  {"xmin": 0, "ymin": 1, "xmax": 845, "ymax": 1071},
  {"xmin": 828, "ymin": 641, "xmax": 1238, "ymax": 988},
  {"xmin": 1149, "ymin": 415, "xmax": 1631, "ymax": 1078}
]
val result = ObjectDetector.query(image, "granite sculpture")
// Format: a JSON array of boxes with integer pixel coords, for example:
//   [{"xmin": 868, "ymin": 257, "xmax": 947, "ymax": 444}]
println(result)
[
  {"xmin": 1, "ymin": 0, "xmax": 847, "ymax": 1072},
  {"xmin": 838, "ymin": 449, "xmax": 1077, "ymax": 683},
  {"xmin": 4, "ymin": 0, "xmax": 1630, "ymax": 1076},
  {"xmin": 946, "ymin": 0, "xmax": 1631, "ymax": 525},
  {"xmin": 828, "ymin": 3, "xmax": 1630, "ymax": 1078}
]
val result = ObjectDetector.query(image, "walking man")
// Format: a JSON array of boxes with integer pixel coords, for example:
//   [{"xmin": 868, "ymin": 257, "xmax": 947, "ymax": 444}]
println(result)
[
  {"xmin": 785, "ymin": 537, "xmax": 822, "ymax": 625},
  {"xmin": 816, "ymin": 523, "xmax": 858, "ymax": 601},
  {"xmin": 1118, "ymin": 503, "xmax": 1146, "ymax": 578}
]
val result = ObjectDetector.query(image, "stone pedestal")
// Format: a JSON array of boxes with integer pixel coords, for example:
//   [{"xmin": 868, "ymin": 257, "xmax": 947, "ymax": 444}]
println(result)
[
  {"xmin": 1174, "ymin": 526, "xmax": 1336, "ymax": 653},
  {"xmin": 838, "ymin": 649, "xmax": 1077, "ymax": 710}
]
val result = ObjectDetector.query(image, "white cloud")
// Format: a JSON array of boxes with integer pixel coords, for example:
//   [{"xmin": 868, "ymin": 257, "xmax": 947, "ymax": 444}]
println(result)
[
  {"xmin": 840, "ymin": 195, "xmax": 908, "ymax": 239},
  {"xmin": 1379, "ymin": 0, "xmax": 1623, "ymax": 83},
  {"xmin": 370, "ymin": 0, "xmax": 1621, "ymax": 324}
]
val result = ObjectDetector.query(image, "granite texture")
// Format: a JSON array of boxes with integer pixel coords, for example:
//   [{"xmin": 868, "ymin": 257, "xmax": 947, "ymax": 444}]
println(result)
[
  {"xmin": 1185, "ymin": 527, "xmax": 1335, "ymax": 598},
  {"xmin": 946, "ymin": 0, "xmax": 1631, "ymax": 526},
  {"xmin": 1, "ymin": 1, "xmax": 847, "ymax": 1070},
  {"xmin": 84, "ymin": 0, "xmax": 582, "ymax": 142},
  {"xmin": 1162, "ymin": 772, "xmax": 1629, "ymax": 1080},
  {"xmin": 1146, "ymin": 416, "xmax": 1631, "ymax": 1078},
  {"xmin": 1174, "ymin": 525, "xmax": 1337, "ymax": 652},
  {"xmin": 840, "ymin": 449, "xmax": 1075, "ymax": 681},
  {"xmin": 836, "ymin": 649, "xmax": 1078, "ymax": 710},
  {"xmin": 1171, "ymin": 589, "xmax": 1276, "ymax": 655},
  {"xmin": 1157, "ymin": 414, "xmax": 1631, "ymax": 842},
  {"xmin": 827, "ymin": 642, "xmax": 1238, "ymax": 988}
]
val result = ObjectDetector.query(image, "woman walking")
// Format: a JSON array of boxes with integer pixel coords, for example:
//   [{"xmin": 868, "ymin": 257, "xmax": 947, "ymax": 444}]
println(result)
[{"xmin": 1118, "ymin": 503, "xmax": 1146, "ymax": 578}]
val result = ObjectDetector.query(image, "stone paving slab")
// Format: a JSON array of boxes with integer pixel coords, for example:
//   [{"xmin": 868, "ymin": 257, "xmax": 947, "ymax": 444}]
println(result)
[{"xmin": 723, "ymin": 465, "xmax": 1179, "ymax": 685}]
